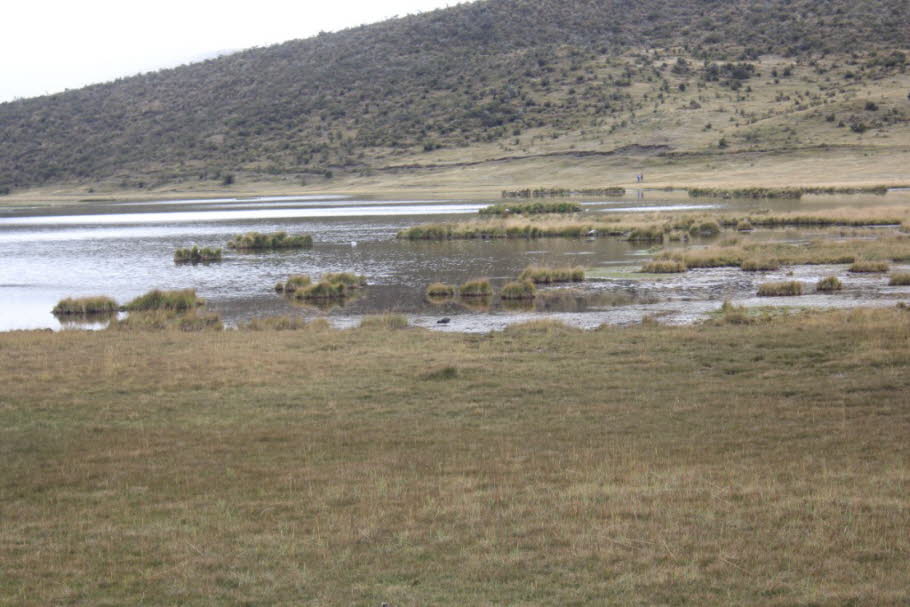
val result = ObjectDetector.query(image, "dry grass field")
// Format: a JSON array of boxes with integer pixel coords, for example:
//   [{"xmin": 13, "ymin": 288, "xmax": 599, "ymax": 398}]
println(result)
[{"xmin": 2, "ymin": 310, "xmax": 909, "ymax": 605}]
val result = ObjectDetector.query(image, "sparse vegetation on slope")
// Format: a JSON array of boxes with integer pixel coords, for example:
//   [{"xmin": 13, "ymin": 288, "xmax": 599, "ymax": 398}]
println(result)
[{"xmin": 0, "ymin": 0, "xmax": 908, "ymax": 190}]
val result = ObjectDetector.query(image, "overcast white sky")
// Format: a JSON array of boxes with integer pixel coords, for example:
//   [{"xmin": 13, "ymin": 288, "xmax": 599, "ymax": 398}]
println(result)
[{"xmin": 0, "ymin": 0, "xmax": 460, "ymax": 103}]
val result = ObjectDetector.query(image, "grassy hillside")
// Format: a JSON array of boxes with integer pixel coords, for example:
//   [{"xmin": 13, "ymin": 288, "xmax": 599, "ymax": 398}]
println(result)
[{"xmin": 0, "ymin": 0, "xmax": 909, "ymax": 193}]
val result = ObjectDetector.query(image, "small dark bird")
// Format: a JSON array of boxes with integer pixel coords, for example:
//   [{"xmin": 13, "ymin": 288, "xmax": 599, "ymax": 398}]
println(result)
[{"xmin": 437, "ymin": 317, "xmax": 451, "ymax": 324}]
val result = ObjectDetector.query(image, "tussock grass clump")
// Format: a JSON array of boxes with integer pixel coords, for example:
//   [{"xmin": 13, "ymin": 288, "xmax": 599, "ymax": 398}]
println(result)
[
  {"xmin": 849, "ymin": 260, "xmax": 890, "ymax": 273},
  {"xmin": 227, "ymin": 231, "xmax": 313, "ymax": 250},
  {"xmin": 689, "ymin": 220, "xmax": 721, "ymax": 237},
  {"xmin": 641, "ymin": 259, "xmax": 687, "ymax": 273},
  {"xmin": 293, "ymin": 281, "xmax": 347, "ymax": 301},
  {"xmin": 174, "ymin": 246, "xmax": 222, "ymax": 263},
  {"xmin": 758, "ymin": 281, "xmax": 804, "ymax": 297},
  {"xmin": 627, "ymin": 225, "xmax": 665, "ymax": 242},
  {"xmin": 322, "ymin": 273, "xmax": 367, "ymax": 288},
  {"xmin": 108, "ymin": 310, "xmax": 222, "ymax": 331},
  {"xmin": 741, "ymin": 258, "xmax": 781, "ymax": 272},
  {"xmin": 359, "ymin": 314, "xmax": 408, "ymax": 330},
  {"xmin": 717, "ymin": 299, "xmax": 753, "ymax": 324},
  {"xmin": 421, "ymin": 365, "xmax": 459, "ymax": 381},
  {"xmin": 125, "ymin": 289, "xmax": 203, "ymax": 311},
  {"xmin": 425, "ymin": 282, "xmax": 456, "ymax": 298},
  {"xmin": 500, "ymin": 280, "xmax": 537, "ymax": 300},
  {"xmin": 736, "ymin": 219, "xmax": 753, "ymax": 232},
  {"xmin": 479, "ymin": 201, "xmax": 582, "ymax": 216},
  {"xmin": 241, "ymin": 316, "xmax": 311, "ymax": 330},
  {"xmin": 460, "ymin": 279, "xmax": 493, "ymax": 297},
  {"xmin": 519, "ymin": 265, "xmax": 585, "ymax": 284},
  {"xmin": 275, "ymin": 275, "xmax": 312, "ymax": 293},
  {"xmin": 289, "ymin": 273, "xmax": 366, "ymax": 301},
  {"xmin": 503, "ymin": 319, "xmax": 580, "ymax": 335},
  {"xmin": 816, "ymin": 276, "xmax": 844, "ymax": 292},
  {"xmin": 52, "ymin": 296, "xmax": 118, "ymax": 316},
  {"xmin": 888, "ymin": 272, "xmax": 910, "ymax": 286}
]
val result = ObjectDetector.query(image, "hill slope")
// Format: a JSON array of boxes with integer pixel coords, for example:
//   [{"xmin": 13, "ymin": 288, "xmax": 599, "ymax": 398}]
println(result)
[{"xmin": 1, "ymin": 0, "xmax": 909, "ymax": 192}]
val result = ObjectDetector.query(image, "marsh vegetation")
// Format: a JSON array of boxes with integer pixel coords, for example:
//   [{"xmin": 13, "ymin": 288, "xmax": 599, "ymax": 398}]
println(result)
[
  {"xmin": 459, "ymin": 279, "xmax": 493, "ymax": 298},
  {"xmin": 173, "ymin": 246, "xmax": 222, "ymax": 264},
  {"xmin": 757, "ymin": 281, "xmax": 804, "ymax": 297},
  {"xmin": 518, "ymin": 265, "xmax": 585, "ymax": 284},
  {"xmin": 500, "ymin": 280, "xmax": 537, "ymax": 300},
  {"xmin": 227, "ymin": 231, "xmax": 313, "ymax": 251},
  {"xmin": 124, "ymin": 289, "xmax": 204, "ymax": 312},
  {"xmin": 52, "ymin": 296, "xmax": 118, "ymax": 316},
  {"xmin": 281, "ymin": 273, "xmax": 368, "ymax": 302},
  {"xmin": 479, "ymin": 201, "xmax": 582, "ymax": 216}
]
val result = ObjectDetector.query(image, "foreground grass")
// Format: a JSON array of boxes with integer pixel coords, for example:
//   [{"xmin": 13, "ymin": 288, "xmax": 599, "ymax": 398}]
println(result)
[{"xmin": 1, "ymin": 310, "xmax": 909, "ymax": 605}]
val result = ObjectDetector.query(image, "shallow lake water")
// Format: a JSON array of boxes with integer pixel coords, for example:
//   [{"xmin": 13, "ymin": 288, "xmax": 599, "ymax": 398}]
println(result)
[{"xmin": 1, "ymin": 190, "xmax": 908, "ymax": 332}]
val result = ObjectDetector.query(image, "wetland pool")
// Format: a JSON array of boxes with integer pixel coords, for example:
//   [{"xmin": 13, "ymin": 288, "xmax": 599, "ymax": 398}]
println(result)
[{"xmin": 1, "ymin": 191, "xmax": 908, "ymax": 332}]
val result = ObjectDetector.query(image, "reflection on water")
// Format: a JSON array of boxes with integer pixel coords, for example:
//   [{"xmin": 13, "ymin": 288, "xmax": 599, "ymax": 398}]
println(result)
[{"xmin": 2, "ymin": 190, "xmax": 909, "ymax": 331}]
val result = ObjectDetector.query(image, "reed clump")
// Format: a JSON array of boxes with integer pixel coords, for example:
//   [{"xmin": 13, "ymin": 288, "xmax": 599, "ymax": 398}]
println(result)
[
  {"xmin": 500, "ymin": 280, "xmax": 537, "ymax": 300},
  {"xmin": 479, "ymin": 201, "xmax": 582, "ymax": 215},
  {"xmin": 293, "ymin": 281, "xmax": 347, "ymax": 301},
  {"xmin": 659, "ymin": 236, "xmax": 910, "ymax": 269},
  {"xmin": 174, "ymin": 245, "xmax": 222, "ymax": 263},
  {"xmin": 519, "ymin": 265, "xmax": 585, "ymax": 284},
  {"xmin": 627, "ymin": 225, "xmax": 666, "ymax": 242},
  {"xmin": 426, "ymin": 283, "xmax": 457, "ymax": 298},
  {"xmin": 718, "ymin": 207, "xmax": 907, "ymax": 229},
  {"xmin": 501, "ymin": 186, "xmax": 625, "ymax": 198},
  {"xmin": 125, "ymin": 289, "xmax": 203, "ymax": 311},
  {"xmin": 240, "ymin": 316, "xmax": 312, "ymax": 330},
  {"xmin": 758, "ymin": 281, "xmax": 804, "ymax": 297},
  {"xmin": 397, "ymin": 217, "xmax": 629, "ymax": 241},
  {"xmin": 227, "ymin": 231, "xmax": 313, "ymax": 250},
  {"xmin": 359, "ymin": 314, "xmax": 409, "ymax": 330},
  {"xmin": 816, "ymin": 276, "xmax": 844, "ymax": 292},
  {"xmin": 888, "ymin": 272, "xmax": 910, "ymax": 286},
  {"xmin": 849, "ymin": 260, "xmax": 890, "ymax": 273},
  {"xmin": 689, "ymin": 187, "xmax": 803, "ymax": 199},
  {"xmin": 459, "ymin": 279, "xmax": 493, "ymax": 297},
  {"xmin": 52, "ymin": 296, "xmax": 118, "ymax": 316},
  {"xmin": 741, "ymin": 258, "xmax": 781, "ymax": 272},
  {"xmin": 322, "ymin": 273, "xmax": 367, "ymax": 288},
  {"xmin": 717, "ymin": 299, "xmax": 753, "ymax": 324},
  {"xmin": 689, "ymin": 220, "xmax": 722, "ymax": 237},
  {"xmin": 291, "ymin": 273, "xmax": 367, "ymax": 301},
  {"xmin": 641, "ymin": 259, "xmax": 687, "ymax": 273},
  {"xmin": 275, "ymin": 275, "xmax": 312, "ymax": 293},
  {"xmin": 108, "ymin": 309, "xmax": 223, "ymax": 331}
]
